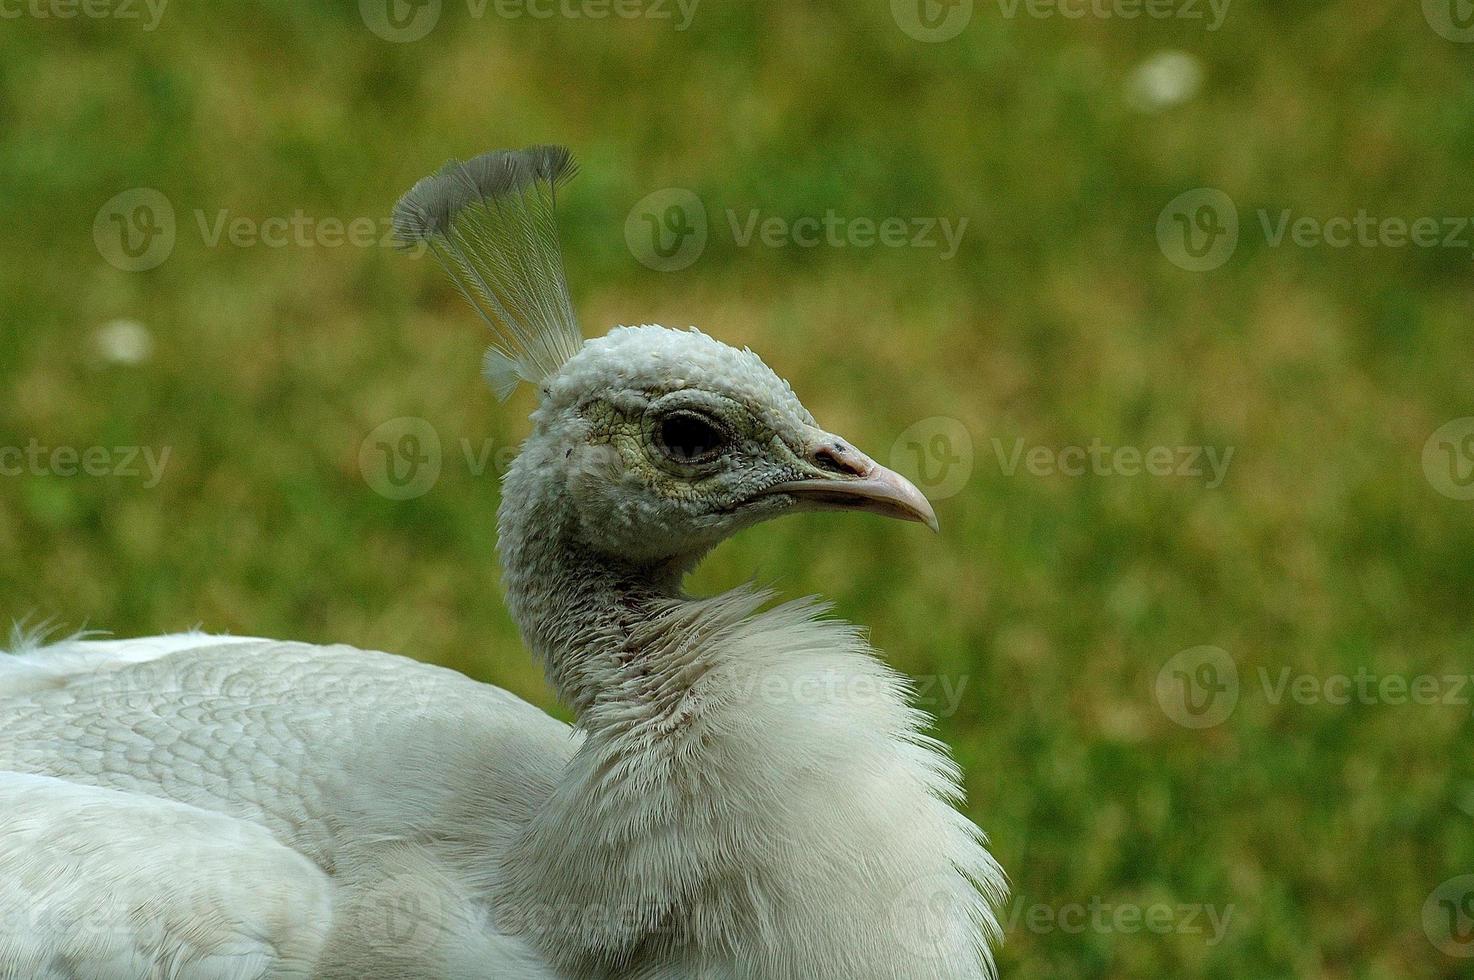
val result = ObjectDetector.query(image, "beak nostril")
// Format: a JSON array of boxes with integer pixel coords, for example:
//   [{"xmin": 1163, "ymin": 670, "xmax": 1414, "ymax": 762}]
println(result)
[{"xmin": 812, "ymin": 442, "xmax": 870, "ymax": 479}]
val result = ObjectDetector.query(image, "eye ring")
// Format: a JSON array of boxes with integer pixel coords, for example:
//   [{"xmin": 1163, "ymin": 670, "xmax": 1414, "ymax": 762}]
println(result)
[{"xmin": 654, "ymin": 409, "xmax": 730, "ymax": 465}]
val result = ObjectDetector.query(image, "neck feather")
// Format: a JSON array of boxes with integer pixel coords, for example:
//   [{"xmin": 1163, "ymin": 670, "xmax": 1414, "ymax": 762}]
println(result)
[
  {"xmin": 494, "ymin": 448, "xmax": 1004, "ymax": 979},
  {"xmin": 497, "ymin": 451, "xmax": 693, "ymax": 718}
]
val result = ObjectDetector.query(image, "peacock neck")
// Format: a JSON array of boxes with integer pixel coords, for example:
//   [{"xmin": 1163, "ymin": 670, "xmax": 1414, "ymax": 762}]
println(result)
[
  {"xmin": 497, "ymin": 444, "xmax": 705, "ymax": 722},
  {"xmin": 495, "ymin": 444, "xmax": 756, "ymax": 971}
]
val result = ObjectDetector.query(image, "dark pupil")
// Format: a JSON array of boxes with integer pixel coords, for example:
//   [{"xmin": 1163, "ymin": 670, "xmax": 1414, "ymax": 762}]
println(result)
[{"xmin": 660, "ymin": 413, "xmax": 724, "ymax": 460}]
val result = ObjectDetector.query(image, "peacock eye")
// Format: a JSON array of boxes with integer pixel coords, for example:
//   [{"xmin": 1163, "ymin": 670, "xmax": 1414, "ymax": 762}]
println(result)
[{"xmin": 656, "ymin": 411, "xmax": 728, "ymax": 463}]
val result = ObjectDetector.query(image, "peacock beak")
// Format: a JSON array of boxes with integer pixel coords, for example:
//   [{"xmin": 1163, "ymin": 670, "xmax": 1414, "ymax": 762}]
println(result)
[{"xmin": 762, "ymin": 431, "xmax": 940, "ymax": 533}]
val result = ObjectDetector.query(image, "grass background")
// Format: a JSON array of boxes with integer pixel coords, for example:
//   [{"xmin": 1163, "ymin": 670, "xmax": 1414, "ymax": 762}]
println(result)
[{"xmin": 2, "ymin": 0, "xmax": 1473, "ymax": 976}]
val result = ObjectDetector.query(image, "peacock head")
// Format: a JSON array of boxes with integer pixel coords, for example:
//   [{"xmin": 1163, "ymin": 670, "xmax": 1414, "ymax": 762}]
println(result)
[
  {"xmin": 527, "ymin": 323, "xmax": 936, "ymax": 564},
  {"xmin": 393, "ymin": 146, "xmax": 935, "ymax": 565}
]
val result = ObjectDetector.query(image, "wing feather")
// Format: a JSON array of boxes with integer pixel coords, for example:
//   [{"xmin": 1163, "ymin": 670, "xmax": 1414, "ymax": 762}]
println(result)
[
  {"xmin": 0, "ymin": 772, "xmax": 333, "ymax": 980},
  {"xmin": 0, "ymin": 633, "xmax": 264, "ymax": 697}
]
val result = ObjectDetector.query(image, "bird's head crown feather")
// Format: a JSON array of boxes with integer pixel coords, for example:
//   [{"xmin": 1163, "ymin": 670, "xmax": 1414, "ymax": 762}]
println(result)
[{"xmin": 393, "ymin": 145, "xmax": 585, "ymax": 400}]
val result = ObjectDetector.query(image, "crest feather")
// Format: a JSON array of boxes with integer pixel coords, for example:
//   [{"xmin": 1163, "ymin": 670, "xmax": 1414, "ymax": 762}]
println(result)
[{"xmin": 393, "ymin": 145, "xmax": 584, "ymax": 399}]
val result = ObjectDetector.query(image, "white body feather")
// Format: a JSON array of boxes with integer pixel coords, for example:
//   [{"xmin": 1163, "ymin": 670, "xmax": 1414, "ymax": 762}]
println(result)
[{"xmin": 1, "ymin": 609, "xmax": 1001, "ymax": 978}]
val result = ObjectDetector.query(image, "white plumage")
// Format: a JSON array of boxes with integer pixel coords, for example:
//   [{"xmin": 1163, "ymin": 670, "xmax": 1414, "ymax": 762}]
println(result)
[{"xmin": 0, "ymin": 147, "xmax": 1005, "ymax": 979}]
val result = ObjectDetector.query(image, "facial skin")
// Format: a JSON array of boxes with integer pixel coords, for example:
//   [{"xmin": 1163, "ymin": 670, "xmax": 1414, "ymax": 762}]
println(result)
[{"xmin": 529, "ymin": 325, "xmax": 937, "ymax": 566}]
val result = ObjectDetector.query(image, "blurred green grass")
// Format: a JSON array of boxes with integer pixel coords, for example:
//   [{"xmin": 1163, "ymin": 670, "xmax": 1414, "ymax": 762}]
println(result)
[{"xmin": 2, "ymin": 1, "xmax": 1473, "ymax": 976}]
